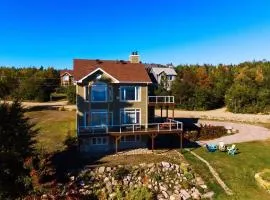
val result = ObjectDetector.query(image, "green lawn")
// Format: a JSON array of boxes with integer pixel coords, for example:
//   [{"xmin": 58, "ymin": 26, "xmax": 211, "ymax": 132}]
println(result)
[
  {"xmin": 25, "ymin": 110, "xmax": 76, "ymax": 153},
  {"xmin": 183, "ymin": 141, "xmax": 270, "ymax": 199}
]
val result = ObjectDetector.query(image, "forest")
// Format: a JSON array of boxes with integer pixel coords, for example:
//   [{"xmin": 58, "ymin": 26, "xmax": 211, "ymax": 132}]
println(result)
[
  {"xmin": 160, "ymin": 60, "xmax": 270, "ymax": 114},
  {"xmin": 1, "ymin": 60, "xmax": 270, "ymax": 114}
]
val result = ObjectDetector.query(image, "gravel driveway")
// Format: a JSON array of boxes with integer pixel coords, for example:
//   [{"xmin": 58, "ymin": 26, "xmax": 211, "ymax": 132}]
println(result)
[{"xmin": 198, "ymin": 120, "xmax": 270, "ymax": 144}]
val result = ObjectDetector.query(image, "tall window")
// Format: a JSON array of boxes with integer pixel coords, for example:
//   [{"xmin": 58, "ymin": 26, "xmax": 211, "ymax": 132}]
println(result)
[
  {"xmin": 120, "ymin": 86, "xmax": 140, "ymax": 101},
  {"xmin": 91, "ymin": 111, "xmax": 108, "ymax": 126},
  {"xmin": 90, "ymin": 82, "xmax": 112, "ymax": 102},
  {"xmin": 91, "ymin": 83, "xmax": 107, "ymax": 102},
  {"xmin": 120, "ymin": 108, "xmax": 140, "ymax": 124}
]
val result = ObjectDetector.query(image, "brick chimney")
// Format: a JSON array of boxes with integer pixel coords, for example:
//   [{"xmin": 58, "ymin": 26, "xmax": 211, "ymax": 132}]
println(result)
[{"xmin": 129, "ymin": 51, "xmax": 140, "ymax": 63}]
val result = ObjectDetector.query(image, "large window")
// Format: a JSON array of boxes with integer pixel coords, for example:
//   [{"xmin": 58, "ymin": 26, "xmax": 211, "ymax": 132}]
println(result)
[
  {"xmin": 84, "ymin": 110, "xmax": 112, "ymax": 127},
  {"xmin": 90, "ymin": 82, "xmax": 113, "ymax": 102},
  {"xmin": 120, "ymin": 108, "xmax": 140, "ymax": 124},
  {"xmin": 120, "ymin": 86, "xmax": 140, "ymax": 101},
  {"xmin": 91, "ymin": 83, "xmax": 107, "ymax": 102}
]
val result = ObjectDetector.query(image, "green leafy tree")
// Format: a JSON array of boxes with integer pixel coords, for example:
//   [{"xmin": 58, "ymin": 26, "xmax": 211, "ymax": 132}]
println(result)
[
  {"xmin": 66, "ymin": 85, "xmax": 76, "ymax": 104},
  {"xmin": 0, "ymin": 101, "xmax": 37, "ymax": 199}
]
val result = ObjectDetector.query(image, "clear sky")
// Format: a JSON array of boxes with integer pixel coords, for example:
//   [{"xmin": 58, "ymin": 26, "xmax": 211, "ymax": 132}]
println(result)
[{"xmin": 0, "ymin": 0, "xmax": 270, "ymax": 68}]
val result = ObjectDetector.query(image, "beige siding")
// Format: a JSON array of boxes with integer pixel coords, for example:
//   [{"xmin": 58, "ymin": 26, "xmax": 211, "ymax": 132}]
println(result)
[{"xmin": 76, "ymin": 82, "xmax": 149, "ymax": 127}]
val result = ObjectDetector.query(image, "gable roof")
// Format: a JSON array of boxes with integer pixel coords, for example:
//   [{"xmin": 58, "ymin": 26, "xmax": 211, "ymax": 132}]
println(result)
[
  {"xmin": 73, "ymin": 59, "xmax": 152, "ymax": 83},
  {"xmin": 151, "ymin": 67, "xmax": 177, "ymax": 76},
  {"xmin": 60, "ymin": 70, "xmax": 74, "ymax": 77}
]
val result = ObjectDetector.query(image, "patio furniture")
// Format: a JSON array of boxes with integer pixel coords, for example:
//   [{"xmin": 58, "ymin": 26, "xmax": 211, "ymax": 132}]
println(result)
[
  {"xmin": 206, "ymin": 144, "xmax": 217, "ymax": 152},
  {"xmin": 218, "ymin": 142, "xmax": 227, "ymax": 152},
  {"xmin": 227, "ymin": 144, "xmax": 237, "ymax": 155}
]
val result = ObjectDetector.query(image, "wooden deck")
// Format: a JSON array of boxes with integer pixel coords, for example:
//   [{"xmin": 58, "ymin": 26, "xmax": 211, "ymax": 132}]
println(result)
[{"xmin": 78, "ymin": 119, "xmax": 184, "ymax": 153}]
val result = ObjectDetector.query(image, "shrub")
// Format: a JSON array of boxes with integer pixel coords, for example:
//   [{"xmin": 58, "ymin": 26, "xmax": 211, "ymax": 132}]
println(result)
[
  {"xmin": 185, "ymin": 124, "xmax": 227, "ymax": 141},
  {"xmin": 113, "ymin": 167, "xmax": 130, "ymax": 181},
  {"xmin": 199, "ymin": 124, "xmax": 227, "ymax": 140},
  {"xmin": 66, "ymin": 85, "xmax": 76, "ymax": 104},
  {"xmin": 125, "ymin": 186, "xmax": 153, "ymax": 200}
]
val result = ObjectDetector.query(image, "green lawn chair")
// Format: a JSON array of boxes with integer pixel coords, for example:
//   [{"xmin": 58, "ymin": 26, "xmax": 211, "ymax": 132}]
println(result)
[{"xmin": 227, "ymin": 144, "xmax": 237, "ymax": 155}]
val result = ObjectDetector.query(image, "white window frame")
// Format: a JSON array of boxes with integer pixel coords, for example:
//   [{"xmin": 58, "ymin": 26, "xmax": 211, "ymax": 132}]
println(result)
[
  {"xmin": 89, "ymin": 109, "xmax": 113, "ymax": 126},
  {"xmin": 120, "ymin": 135, "xmax": 141, "ymax": 143},
  {"xmin": 84, "ymin": 86, "xmax": 89, "ymax": 101},
  {"xmin": 84, "ymin": 112, "xmax": 90, "ymax": 127},
  {"xmin": 91, "ymin": 137, "xmax": 109, "ymax": 145},
  {"xmin": 120, "ymin": 86, "xmax": 141, "ymax": 102},
  {"xmin": 91, "ymin": 83, "xmax": 108, "ymax": 102},
  {"xmin": 120, "ymin": 108, "xmax": 141, "ymax": 125}
]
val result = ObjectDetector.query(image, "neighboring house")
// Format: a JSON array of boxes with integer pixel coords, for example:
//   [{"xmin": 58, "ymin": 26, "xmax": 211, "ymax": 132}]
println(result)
[
  {"xmin": 73, "ymin": 53, "xmax": 183, "ymax": 153},
  {"xmin": 150, "ymin": 67, "xmax": 177, "ymax": 90},
  {"xmin": 60, "ymin": 70, "xmax": 74, "ymax": 86}
]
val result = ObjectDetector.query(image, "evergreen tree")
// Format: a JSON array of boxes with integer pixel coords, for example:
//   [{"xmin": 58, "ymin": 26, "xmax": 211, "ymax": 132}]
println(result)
[{"xmin": 0, "ymin": 101, "xmax": 37, "ymax": 199}]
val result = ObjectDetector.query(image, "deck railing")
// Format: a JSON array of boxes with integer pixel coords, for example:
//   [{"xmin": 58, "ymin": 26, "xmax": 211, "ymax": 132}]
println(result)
[
  {"xmin": 78, "ymin": 119, "xmax": 183, "ymax": 135},
  {"xmin": 148, "ymin": 96, "xmax": 174, "ymax": 104}
]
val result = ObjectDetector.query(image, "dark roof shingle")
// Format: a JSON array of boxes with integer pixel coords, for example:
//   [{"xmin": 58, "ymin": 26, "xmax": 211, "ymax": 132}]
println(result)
[{"xmin": 73, "ymin": 59, "xmax": 151, "ymax": 83}]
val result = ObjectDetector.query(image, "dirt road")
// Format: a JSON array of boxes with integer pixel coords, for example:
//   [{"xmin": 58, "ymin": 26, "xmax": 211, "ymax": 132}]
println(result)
[{"xmin": 159, "ymin": 107, "xmax": 270, "ymax": 123}]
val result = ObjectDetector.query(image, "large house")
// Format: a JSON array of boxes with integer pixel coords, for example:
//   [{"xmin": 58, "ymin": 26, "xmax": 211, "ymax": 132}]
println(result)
[
  {"xmin": 73, "ymin": 53, "xmax": 183, "ymax": 153},
  {"xmin": 149, "ymin": 66, "xmax": 177, "ymax": 90},
  {"xmin": 60, "ymin": 70, "xmax": 74, "ymax": 86}
]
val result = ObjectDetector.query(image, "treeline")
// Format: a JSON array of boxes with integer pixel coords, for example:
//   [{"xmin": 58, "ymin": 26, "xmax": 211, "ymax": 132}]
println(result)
[
  {"xmin": 167, "ymin": 60, "xmax": 270, "ymax": 113},
  {"xmin": 0, "ymin": 67, "xmax": 59, "ymax": 101}
]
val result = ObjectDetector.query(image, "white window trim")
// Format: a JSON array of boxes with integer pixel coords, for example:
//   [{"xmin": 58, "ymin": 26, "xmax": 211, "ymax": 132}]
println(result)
[
  {"xmin": 120, "ymin": 135, "xmax": 141, "ymax": 143},
  {"xmin": 120, "ymin": 108, "xmax": 141, "ymax": 125},
  {"xmin": 84, "ymin": 112, "xmax": 89, "ymax": 127},
  {"xmin": 90, "ymin": 109, "xmax": 113, "ymax": 126},
  {"xmin": 84, "ymin": 86, "xmax": 89, "ymax": 101},
  {"xmin": 91, "ymin": 136, "xmax": 109, "ymax": 145},
  {"xmin": 119, "ymin": 86, "xmax": 141, "ymax": 102},
  {"xmin": 90, "ymin": 84, "xmax": 113, "ymax": 103}
]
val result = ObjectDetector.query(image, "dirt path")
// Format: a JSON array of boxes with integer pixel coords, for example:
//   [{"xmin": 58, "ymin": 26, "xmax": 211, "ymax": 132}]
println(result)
[
  {"xmin": 160, "ymin": 107, "xmax": 270, "ymax": 123},
  {"xmin": 198, "ymin": 120, "xmax": 270, "ymax": 144},
  {"xmin": 2, "ymin": 100, "xmax": 76, "ymax": 111}
]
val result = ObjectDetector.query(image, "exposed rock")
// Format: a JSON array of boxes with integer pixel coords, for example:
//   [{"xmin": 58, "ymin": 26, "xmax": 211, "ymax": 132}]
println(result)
[
  {"xmin": 98, "ymin": 166, "xmax": 105, "ymax": 174},
  {"xmin": 201, "ymin": 191, "xmax": 214, "ymax": 199},
  {"xmin": 162, "ymin": 190, "xmax": 169, "ymax": 199},
  {"xmin": 180, "ymin": 189, "xmax": 191, "ymax": 200},
  {"xmin": 161, "ymin": 161, "xmax": 171, "ymax": 168}
]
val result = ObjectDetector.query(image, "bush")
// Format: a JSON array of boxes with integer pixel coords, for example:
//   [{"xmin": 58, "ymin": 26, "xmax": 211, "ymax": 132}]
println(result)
[
  {"xmin": 125, "ymin": 186, "xmax": 153, "ymax": 200},
  {"xmin": 113, "ymin": 167, "xmax": 130, "ymax": 181},
  {"xmin": 185, "ymin": 124, "xmax": 227, "ymax": 141},
  {"xmin": 66, "ymin": 85, "xmax": 76, "ymax": 104}
]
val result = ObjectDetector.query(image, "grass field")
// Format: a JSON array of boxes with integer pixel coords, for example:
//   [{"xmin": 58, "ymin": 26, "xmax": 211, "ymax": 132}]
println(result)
[
  {"xmin": 25, "ymin": 110, "xmax": 76, "ymax": 153},
  {"xmin": 183, "ymin": 141, "xmax": 270, "ymax": 200}
]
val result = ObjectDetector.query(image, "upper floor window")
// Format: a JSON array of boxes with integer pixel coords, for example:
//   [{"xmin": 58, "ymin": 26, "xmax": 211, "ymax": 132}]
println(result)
[
  {"xmin": 87, "ymin": 82, "xmax": 112, "ymax": 102},
  {"xmin": 167, "ymin": 75, "xmax": 175, "ymax": 81},
  {"xmin": 63, "ymin": 75, "xmax": 69, "ymax": 81},
  {"xmin": 120, "ymin": 86, "xmax": 140, "ymax": 101}
]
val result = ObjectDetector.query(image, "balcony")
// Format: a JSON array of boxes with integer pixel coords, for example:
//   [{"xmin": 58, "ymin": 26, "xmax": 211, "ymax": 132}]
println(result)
[
  {"xmin": 148, "ymin": 96, "xmax": 175, "ymax": 107},
  {"xmin": 78, "ymin": 119, "xmax": 183, "ymax": 136}
]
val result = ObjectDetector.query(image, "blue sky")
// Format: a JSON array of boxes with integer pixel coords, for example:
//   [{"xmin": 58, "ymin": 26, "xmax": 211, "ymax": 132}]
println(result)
[{"xmin": 0, "ymin": 0, "xmax": 270, "ymax": 68}]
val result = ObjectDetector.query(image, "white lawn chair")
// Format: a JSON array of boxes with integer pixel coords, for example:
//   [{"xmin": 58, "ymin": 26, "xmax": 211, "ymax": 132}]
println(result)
[{"xmin": 218, "ymin": 142, "xmax": 226, "ymax": 152}]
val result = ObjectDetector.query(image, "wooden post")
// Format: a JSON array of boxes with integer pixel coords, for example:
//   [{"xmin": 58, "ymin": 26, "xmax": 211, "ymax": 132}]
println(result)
[
  {"xmin": 180, "ymin": 132, "xmax": 183, "ymax": 153},
  {"xmin": 151, "ymin": 134, "xmax": 154, "ymax": 152},
  {"xmin": 115, "ymin": 136, "xmax": 121, "ymax": 154},
  {"xmin": 151, "ymin": 134, "xmax": 157, "ymax": 152},
  {"xmin": 160, "ymin": 107, "xmax": 163, "ymax": 119},
  {"xmin": 166, "ymin": 106, "xmax": 168, "ymax": 118}
]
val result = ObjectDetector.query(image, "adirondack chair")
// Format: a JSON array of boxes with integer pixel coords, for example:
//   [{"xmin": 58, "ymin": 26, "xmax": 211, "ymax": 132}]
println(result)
[
  {"xmin": 227, "ymin": 144, "xmax": 237, "ymax": 155},
  {"xmin": 206, "ymin": 144, "xmax": 217, "ymax": 152},
  {"xmin": 218, "ymin": 142, "xmax": 227, "ymax": 152}
]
